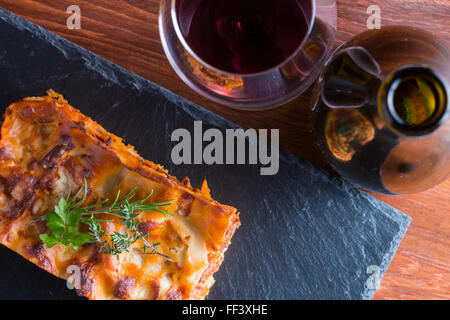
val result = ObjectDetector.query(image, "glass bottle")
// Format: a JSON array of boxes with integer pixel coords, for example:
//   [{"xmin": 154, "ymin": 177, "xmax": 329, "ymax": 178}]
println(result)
[{"xmin": 313, "ymin": 25, "xmax": 449, "ymax": 194}]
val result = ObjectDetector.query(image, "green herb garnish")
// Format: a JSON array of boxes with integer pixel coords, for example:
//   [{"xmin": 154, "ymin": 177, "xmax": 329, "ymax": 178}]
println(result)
[{"xmin": 39, "ymin": 180, "xmax": 173, "ymax": 260}]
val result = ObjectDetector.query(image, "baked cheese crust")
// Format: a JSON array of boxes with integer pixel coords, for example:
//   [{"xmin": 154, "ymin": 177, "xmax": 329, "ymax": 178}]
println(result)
[{"xmin": 0, "ymin": 90, "xmax": 240, "ymax": 300}]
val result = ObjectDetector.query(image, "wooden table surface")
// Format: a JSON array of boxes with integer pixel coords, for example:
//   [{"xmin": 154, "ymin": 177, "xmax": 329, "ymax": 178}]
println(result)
[{"xmin": 0, "ymin": 0, "xmax": 449, "ymax": 300}]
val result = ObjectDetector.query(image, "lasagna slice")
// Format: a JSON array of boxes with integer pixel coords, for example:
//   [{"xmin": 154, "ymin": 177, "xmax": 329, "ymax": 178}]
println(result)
[{"xmin": 0, "ymin": 90, "xmax": 240, "ymax": 300}]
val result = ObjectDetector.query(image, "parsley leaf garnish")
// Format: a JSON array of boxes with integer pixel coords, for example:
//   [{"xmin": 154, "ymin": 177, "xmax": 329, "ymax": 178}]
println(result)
[{"xmin": 39, "ymin": 179, "xmax": 173, "ymax": 259}]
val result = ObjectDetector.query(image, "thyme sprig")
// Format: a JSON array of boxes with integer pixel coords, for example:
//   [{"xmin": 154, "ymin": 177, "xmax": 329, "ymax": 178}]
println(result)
[{"xmin": 39, "ymin": 180, "xmax": 173, "ymax": 260}]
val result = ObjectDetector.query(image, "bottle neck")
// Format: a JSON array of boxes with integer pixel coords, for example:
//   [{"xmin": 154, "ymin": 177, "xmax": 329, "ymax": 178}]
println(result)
[{"xmin": 378, "ymin": 66, "xmax": 449, "ymax": 137}]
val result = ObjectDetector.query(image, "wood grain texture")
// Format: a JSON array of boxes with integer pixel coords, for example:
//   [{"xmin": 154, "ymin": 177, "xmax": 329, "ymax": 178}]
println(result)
[{"xmin": 0, "ymin": 0, "xmax": 448, "ymax": 300}]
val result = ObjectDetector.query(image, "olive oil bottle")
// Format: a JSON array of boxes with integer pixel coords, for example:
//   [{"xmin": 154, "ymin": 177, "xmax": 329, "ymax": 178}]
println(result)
[{"xmin": 313, "ymin": 26, "xmax": 449, "ymax": 194}]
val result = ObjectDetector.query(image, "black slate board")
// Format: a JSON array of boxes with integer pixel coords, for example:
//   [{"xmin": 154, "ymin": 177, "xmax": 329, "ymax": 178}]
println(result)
[{"xmin": 0, "ymin": 8, "xmax": 411, "ymax": 300}]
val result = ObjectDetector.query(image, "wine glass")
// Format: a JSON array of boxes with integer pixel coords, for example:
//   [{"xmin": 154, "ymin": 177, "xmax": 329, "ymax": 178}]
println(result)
[{"xmin": 159, "ymin": 0, "xmax": 337, "ymax": 110}]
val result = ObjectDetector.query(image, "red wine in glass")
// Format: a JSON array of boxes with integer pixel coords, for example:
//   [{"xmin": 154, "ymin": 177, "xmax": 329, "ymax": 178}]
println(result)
[
  {"xmin": 161, "ymin": 0, "xmax": 337, "ymax": 109},
  {"xmin": 176, "ymin": 0, "xmax": 311, "ymax": 74}
]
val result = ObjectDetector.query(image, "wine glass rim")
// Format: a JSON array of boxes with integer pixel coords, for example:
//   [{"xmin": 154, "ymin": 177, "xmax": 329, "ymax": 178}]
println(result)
[{"xmin": 170, "ymin": 0, "xmax": 317, "ymax": 77}]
